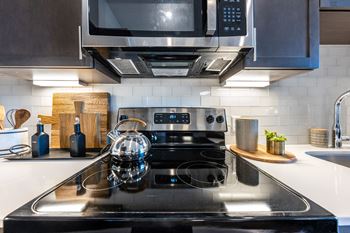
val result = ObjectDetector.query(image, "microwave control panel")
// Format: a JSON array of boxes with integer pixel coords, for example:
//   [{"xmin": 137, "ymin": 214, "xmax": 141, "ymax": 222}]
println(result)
[{"xmin": 219, "ymin": 0, "xmax": 247, "ymax": 36}]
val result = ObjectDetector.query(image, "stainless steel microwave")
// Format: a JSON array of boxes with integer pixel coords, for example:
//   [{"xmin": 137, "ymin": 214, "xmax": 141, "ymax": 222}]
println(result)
[{"xmin": 82, "ymin": 0, "xmax": 255, "ymax": 49}]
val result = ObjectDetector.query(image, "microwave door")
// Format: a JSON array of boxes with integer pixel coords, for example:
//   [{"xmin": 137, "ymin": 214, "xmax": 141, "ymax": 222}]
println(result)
[{"xmin": 82, "ymin": 0, "xmax": 219, "ymax": 48}]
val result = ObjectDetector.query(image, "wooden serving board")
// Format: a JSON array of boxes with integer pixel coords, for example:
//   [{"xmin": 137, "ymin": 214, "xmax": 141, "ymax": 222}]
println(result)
[
  {"xmin": 229, "ymin": 144, "xmax": 297, "ymax": 163},
  {"xmin": 59, "ymin": 113, "xmax": 101, "ymax": 149},
  {"xmin": 39, "ymin": 93, "xmax": 110, "ymax": 149}
]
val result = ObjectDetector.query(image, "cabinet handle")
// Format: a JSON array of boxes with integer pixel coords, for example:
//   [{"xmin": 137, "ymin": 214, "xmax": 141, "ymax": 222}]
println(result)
[
  {"xmin": 78, "ymin": 25, "xmax": 83, "ymax": 60},
  {"xmin": 253, "ymin": 27, "xmax": 257, "ymax": 61},
  {"xmin": 251, "ymin": 0, "xmax": 257, "ymax": 62},
  {"xmin": 206, "ymin": 0, "xmax": 217, "ymax": 36}
]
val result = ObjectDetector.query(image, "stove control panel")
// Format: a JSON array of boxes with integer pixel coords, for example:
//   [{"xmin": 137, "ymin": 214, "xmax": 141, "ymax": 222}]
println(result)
[
  {"xmin": 154, "ymin": 113, "xmax": 190, "ymax": 124},
  {"xmin": 117, "ymin": 108, "xmax": 227, "ymax": 132}
]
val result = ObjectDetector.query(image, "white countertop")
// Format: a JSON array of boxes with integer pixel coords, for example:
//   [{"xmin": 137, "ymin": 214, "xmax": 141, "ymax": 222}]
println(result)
[
  {"xmin": 0, "ymin": 156, "xmax": 101, "ymax": 228},
  {"xmin": 1, "ymin": 145, "xmax": 350, "ymax": 228},
  {"xmin": 235, "ymin": 144, "xmax": 350, "ymax": 226}
]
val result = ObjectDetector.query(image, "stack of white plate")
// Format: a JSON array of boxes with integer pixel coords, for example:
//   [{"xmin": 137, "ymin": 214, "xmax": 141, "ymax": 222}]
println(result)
[{"xmin": 309, "ymin": 128, "xmax": 329, "ymax": 148}]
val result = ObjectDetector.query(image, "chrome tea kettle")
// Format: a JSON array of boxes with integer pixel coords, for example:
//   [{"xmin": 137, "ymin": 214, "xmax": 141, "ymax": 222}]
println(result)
[{"xmin": 108, "ymin": 118, "xmax": 151, "ymax": 161}]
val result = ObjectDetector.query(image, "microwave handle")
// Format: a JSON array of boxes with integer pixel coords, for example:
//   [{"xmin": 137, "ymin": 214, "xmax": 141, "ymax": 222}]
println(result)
[{"xmin": 206, "ymin": 0, "xmax": 217, "ymax": 35}]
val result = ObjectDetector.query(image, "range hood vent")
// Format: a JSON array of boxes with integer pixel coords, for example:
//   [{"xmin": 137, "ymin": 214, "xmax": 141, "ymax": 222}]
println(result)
[
  {"xmin": 151, "ymin": 68, "xmax": 189, "ymax": 77},
  {"xmin": 107, "ymin": 58, "xmax": 140, "ymax": 75},
  {"xmin": 206, "ymin": 58, "xmax": 232, "ymax": 73}
]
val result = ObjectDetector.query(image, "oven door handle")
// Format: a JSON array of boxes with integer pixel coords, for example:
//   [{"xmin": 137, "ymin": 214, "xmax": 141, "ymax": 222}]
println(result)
[{"xmin": 206, "ymin": 0, "xmax": 217, "ymax": 35}]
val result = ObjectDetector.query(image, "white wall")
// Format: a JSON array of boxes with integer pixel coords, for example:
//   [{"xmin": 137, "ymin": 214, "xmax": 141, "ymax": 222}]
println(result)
[{"xmin": 1, "ymin": 45, "xmax": 350, "ymax": 145}]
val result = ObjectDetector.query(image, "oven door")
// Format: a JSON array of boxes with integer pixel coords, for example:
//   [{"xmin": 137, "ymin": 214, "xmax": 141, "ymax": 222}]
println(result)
[{"xmin": 82, "ymin": 0, "xmax": 218, "ymax": 47}]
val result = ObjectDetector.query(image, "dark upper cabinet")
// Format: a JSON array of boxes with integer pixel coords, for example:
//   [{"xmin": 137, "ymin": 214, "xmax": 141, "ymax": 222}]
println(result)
[
  {"xmin": 320, "ymin": 0, "xmax": 350, "ymax": 9},
  {"xmin": 244, "ymin": 0, "xmax": 320, "ymax": 69},
  {"xmin": 320, "ymin": 0, "xmax": 350, "ymax": 45},
  {"xmin": 0, "ymin": 0, "xmax": 92, "ymax": 67}
]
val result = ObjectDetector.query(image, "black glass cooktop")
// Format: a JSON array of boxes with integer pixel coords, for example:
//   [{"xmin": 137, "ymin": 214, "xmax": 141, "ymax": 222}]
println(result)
[
  {"xmin": 18, "ymin": 149, "xmax": 326, "ymax": 216},
  {"xmin": 4, "ymin": 148, "xmax": 337, "ymax": 233}
]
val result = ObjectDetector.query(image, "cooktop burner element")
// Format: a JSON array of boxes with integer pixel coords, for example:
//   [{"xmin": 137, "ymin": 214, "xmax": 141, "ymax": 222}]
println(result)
[
  {"xmin": 4, "ymin": 108, "xmax": 337, "ymax": 233},
  {"xmin": 82, "ymin": 169, "xmax": 123, "ymax": 192},
  {"xmin": 176, "ymin": 160, "xmax": 227, "ymax": 189},
  {"xmin": 200, "ymin": 149, "xmax": 226, "ymax": 160},
  {"xmin": 110, "ymin": 159, "xmax": 149, "ymax": 184}
]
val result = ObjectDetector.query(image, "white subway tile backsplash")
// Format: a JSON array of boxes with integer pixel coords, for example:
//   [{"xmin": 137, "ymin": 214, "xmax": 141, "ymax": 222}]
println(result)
[
  {"xmin": 181, "ymin": 96, "xmax": 200, "ymax": 106},
  {"xmin": 92, "ymin": 84, "xmax": 114, "ymax": 94},
  {"xmin": 180, "ymin": 79, "xmax": 201, "ymax": 87},
  {"xmin": 13, "ymin": 85, "xmax": 32, "ymax": 96},
  {"xmin": 160, "ymin": 79, "xmax": 180, "ymax": 86},
  {"xmin": 161, "ymin": 97, "xmax": 181, "ymax": 106},
  {"xmin": 113, "ymin": 86, "xmax": 133, "ymax": 96},
  {"xmin": 211, "ymin": 87, "xmax": 251, "ymax": 97},
  {"xmin": 153, "ymin": 86, "xmax": 172, "ymax": 96},
  {"xmin": 116, "ymin": 96, "xmax": 143, "ymax": 107},
  {"xmin": 0, "ymin": 85, "xmax": 13, "ymax": 95},
  {"xmin": 40, "ymin": 97, "xmax": 52, "ymax": 107},
  {"xmin": 0, "ymin": 45, "xmax": 349, "ymax": 145},
  {"xmin": 201, "ymin": 96, "xmax": 220, "ymax": 106},
  {"xmin": 142, "ymin": 96, "xmax": 162, "ymax": 107},
  {"xmin": 288, "ymin": 87, "xmax": 308, "ymax": 97},
  {"xmin": 275, "ymin": 77, "xmax": 298, "ymax": 87},
  {"xmin": 173, "ymin": 86, "xmax": 192, "ymax": 96},
  {"xmin": 133, "ymin": 86, "xmax": 153, "ymax": 96},
  {"xmin": 200, "ymin": 79, "xmax": 219, "ymax": 86},
  {"xmin": 328, "ymin": 46, "xmax": 350, "ymax": 56},
  {"xmin": 121, "ymin": 78, "xmax": 143, "ymax": 85},
  {"xmin": 141, "ymin": 79, "xmax": 161, "ymax": 86},
  {"xmin": 327, "ymin": 67, "xmax": 347, "ymax": 76},
  {"xmin": 191, "ymin": 86, "xmax": 211, "ymax": 96}
]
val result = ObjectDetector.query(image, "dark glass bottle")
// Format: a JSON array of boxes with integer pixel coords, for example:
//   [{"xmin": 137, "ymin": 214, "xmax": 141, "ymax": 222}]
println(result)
[
  {"xmin": 70, "ymin": 117, "xmax": 86, "ymax": 157},
  {"xmin": 31, "ymin": 119, "xmax": 49, "ymax": 157}
]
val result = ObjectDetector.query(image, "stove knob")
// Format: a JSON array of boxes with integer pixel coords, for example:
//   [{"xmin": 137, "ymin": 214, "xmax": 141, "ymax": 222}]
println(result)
[
  {"xmin": 206, "ymin": 115, "xmax": 215, "ymax": 124},
  {"xmin": 216, "ymin": 115, "xmax": 224, "ymax": 124},
  {"xmin": 217, "ymin": 174, "xmax": 225, "ymax": 184},
  {"xmin": 207, "ymin": 174, "xmax": 216, "ymax": 183}
]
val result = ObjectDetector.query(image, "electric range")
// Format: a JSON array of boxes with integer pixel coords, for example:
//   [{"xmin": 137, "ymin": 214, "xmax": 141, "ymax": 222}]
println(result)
[{"xmin": 4, "ymin": 108, "xmax": 337, "ymax": 233}]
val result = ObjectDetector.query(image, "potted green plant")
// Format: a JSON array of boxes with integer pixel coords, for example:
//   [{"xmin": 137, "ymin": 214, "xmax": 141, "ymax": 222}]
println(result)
[
  {"xmin": 270, "ymin": 134, "xmax": 287, "ymax": 155},
  {"xmin": 264, "ymin": 130, "xmax": 276, "ymax": 154}
]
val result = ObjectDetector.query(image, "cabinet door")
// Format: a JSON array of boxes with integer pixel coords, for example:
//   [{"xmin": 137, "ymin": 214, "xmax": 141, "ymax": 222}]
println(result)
[
  {"xmin": 0, "ymin": 0, "xmax": 92, "ymax": 67},
  {"xmin": 245, "ymin": 0, "xmax": 319, "ymax": 69},
  {"xmin": 320, "ymin": 0, "xmax": 350, "ymax": 9}
]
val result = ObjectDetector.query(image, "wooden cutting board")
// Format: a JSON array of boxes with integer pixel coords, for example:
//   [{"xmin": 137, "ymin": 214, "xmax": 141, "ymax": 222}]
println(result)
[
  {"xmin": 59, "ymin": 113, "xmax": 101, "ymax": 149},
  {"xmin": 230, "ymin": 144, "xmax": 297, "ymax": 163},
  {"xmin": 39, "ymin": 93, "xmax": 110, "ymax": 149}
]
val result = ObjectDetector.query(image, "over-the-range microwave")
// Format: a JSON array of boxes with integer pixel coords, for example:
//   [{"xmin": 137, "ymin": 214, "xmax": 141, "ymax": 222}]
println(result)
[{"xmin": 81, "ymin": 0, "xmax": 255, "ymax": 49}]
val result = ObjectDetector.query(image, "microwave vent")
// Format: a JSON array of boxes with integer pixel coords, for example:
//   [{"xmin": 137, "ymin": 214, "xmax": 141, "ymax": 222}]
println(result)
[
  {"xmin": 107, "ymin": 58, "xmax": 140, "ymax": 75},
  {"xmin": 151, "ymin": 68, "xmax": 189, "ymax": 77},
  {"xmin": 206, "ymin": 58, "xmax": 231, "ymax": 73}
]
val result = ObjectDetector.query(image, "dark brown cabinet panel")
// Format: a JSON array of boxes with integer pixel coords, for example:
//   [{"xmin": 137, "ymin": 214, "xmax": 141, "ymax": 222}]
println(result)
[
  {"xmin": 0, "ymin": 0, "xmax": 92, "ymax": 67},
  {"xmin": 321, "ymin": 11, "xmax": 350, "ymax": 44},
  {"xmin": 244, "ymin": 0, "xmax": 320, "ymax": 69}
]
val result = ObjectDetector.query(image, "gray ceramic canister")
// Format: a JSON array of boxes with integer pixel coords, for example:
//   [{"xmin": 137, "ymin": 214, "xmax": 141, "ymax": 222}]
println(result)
[{"xmin": 235, "ymin": 118, "xmax": 259, "ymax": 152}]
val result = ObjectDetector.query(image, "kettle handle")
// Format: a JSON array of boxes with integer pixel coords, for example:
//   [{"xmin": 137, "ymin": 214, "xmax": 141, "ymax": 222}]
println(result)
[{"xmin": 113, "ymin": 118, "xmax": 147, "ymax": 132}]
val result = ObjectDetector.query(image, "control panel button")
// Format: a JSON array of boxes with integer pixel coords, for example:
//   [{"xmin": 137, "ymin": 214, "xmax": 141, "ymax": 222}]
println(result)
[
  {"xmin": 119, "ymin": 115, "xmax": 128, "ymax": 121},
  {"xmin": 206, "ymin": 115, "xmax": 215, "ymax": 124},
  {"xmin": 216, "ymin": 115, "xmax": 225, "ymax": 124},
  {"xmin": 219, "ymin": 0, "xmax": 246, "ymax": 36}
]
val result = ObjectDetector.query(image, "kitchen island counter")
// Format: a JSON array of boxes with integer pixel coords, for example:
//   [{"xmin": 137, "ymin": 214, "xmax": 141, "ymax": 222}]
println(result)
[{"xmin": 0, "ymin": 155, "xmax": 103, "ymax": 228}]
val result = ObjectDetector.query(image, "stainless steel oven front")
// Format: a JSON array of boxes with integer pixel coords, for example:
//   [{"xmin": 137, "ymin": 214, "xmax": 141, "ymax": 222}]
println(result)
[{"xmin": 82, "ymin": 0, "xmax": 255, "ymax": 48}]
